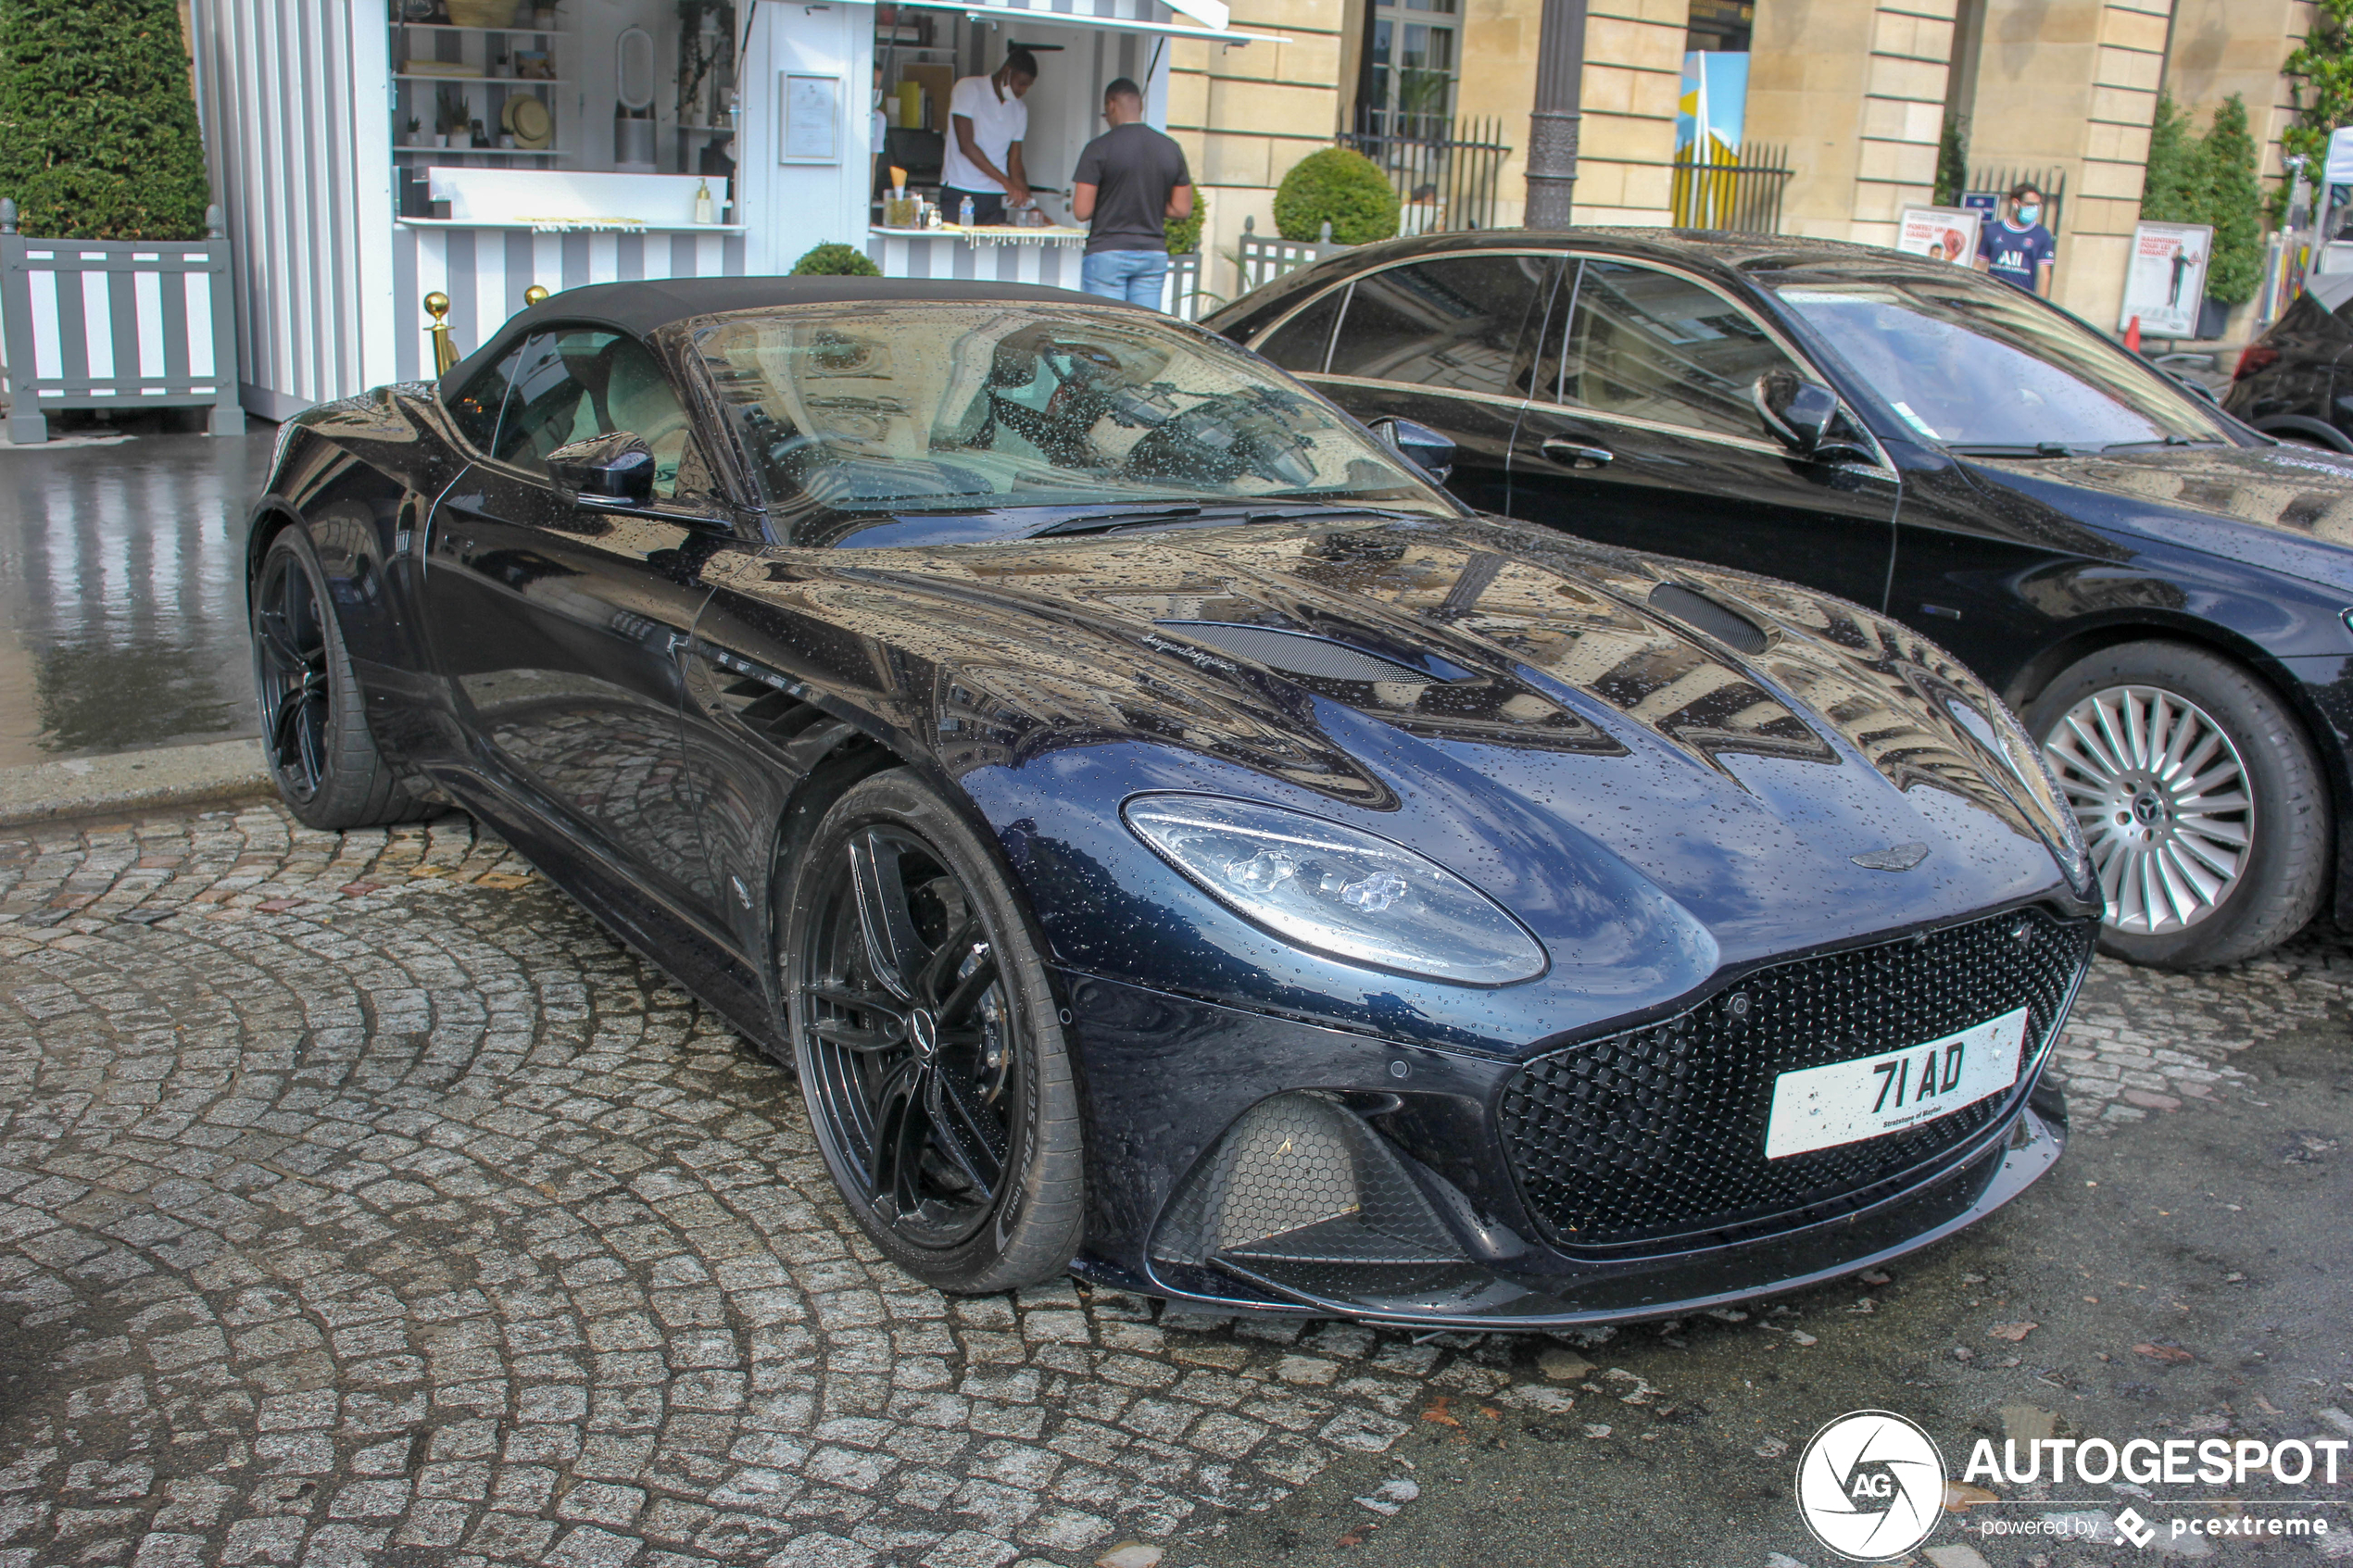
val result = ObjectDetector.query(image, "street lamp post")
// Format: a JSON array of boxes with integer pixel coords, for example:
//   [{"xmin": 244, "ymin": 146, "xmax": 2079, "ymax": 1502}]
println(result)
[{"xmin": 1525, "ymin": 0, "xmax": 1588, "ymax": 228}]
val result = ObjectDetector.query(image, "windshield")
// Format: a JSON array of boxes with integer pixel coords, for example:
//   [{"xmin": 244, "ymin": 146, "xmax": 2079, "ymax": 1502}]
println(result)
[
  {"xmin": 693, "ymin": 304, "xmax": 1450, "ymax": 545},
  {"xmin": 1764, "ymin": 275, "xmax": 2226, "ymax": 452}
]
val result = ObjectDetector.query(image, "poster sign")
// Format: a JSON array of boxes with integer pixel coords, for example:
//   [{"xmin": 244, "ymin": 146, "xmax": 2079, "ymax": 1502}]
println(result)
[
  {"xmin": 2119, "ymin": 220, "xmax": 2214, "ymax": 338},
  {"xmin": 1894, "ymin": 206, "xmax": 1982, "ymax": 266},
  {"xmin": 781, "ymin": 72, "xmax": 841, "ymax": 163}
]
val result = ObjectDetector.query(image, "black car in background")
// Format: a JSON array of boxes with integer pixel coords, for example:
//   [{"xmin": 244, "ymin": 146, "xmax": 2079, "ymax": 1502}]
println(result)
[
  {"xmin": 246, "ymin": 278, "xmax": 2098, "ymax": 1324},
  {"xmin": 2223, "ymin": 270, "xmax": 2353, "ymax": 450},
  {"xmin": 1207, "ymin": 232, "xmax": 2353, "ymax": 970}
]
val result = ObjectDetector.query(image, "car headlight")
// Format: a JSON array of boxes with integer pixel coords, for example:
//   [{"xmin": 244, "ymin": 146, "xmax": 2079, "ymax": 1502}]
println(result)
[
  {"xmin": 1122, "ymin": 794, "xmax": 1548, "ymax": 986},
  {"xmin": 1944, "ymin": 696, "xmax": 2093, "ymax": 890}
]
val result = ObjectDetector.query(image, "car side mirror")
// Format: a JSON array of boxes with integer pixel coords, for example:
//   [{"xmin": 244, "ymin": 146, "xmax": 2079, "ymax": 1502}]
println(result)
[
  {"xmin": 1754, "ymin": 370, "xmax": 1874, "ymax": 464},
  {"xmin": 549, "ymin": 432, "xmax": 656, "ymax": 507},
  {"xmin": 1371, "ymin": 417, "xmax": 1456, "ymax": 484}
]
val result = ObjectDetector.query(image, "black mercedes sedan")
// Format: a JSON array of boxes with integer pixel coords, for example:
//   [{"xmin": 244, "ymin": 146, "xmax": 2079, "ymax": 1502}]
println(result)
[
  {"xmin": 248, "ymin": 277, "xmax": 2096, "ymax": 1325},
  {"xmin": 1205, "ymin": 232, "xmax": 2353, "ymax": 971}
]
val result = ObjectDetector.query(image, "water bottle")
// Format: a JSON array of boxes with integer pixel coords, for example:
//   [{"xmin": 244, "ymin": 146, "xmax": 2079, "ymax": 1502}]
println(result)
[{"xmin": 958, "ymin": 194, "xmax": 975, "ymax": 229}]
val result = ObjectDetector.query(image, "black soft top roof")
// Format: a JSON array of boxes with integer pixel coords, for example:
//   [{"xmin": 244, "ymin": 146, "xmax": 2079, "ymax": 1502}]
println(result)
[{"xmin": 438, "ymin": 274, "xmax": 1113, "ymax": 391}]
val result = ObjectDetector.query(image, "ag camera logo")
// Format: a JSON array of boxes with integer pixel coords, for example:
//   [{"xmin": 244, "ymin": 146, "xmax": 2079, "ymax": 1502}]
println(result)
[{"xmin": 1796, "ymin": 1411, "xmax": 1947, "ymax": 1561}]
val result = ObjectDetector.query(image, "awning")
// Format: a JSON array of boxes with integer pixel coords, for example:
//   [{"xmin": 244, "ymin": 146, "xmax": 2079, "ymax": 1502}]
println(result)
[{"xmin": 892, "ymin": 0, "xmax": 1289, "ymax": 45}]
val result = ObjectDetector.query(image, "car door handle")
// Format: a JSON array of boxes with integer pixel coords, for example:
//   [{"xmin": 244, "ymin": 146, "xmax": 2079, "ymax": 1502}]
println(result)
[{"xmin": 1540, "ymin": 438, "xmax": 1613, "ymax": 470}]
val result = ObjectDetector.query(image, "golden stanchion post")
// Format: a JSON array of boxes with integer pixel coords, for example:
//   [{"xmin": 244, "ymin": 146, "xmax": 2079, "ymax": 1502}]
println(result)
[{"xmin": 424, "ymin": 292, "xmax": 459, "ymax": 374}]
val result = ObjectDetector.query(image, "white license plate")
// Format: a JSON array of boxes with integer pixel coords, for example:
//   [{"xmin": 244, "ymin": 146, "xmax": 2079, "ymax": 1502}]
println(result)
[{"xmin": 1764, "ymin": 1006, "xmax": 2031, "ymax": 1160}]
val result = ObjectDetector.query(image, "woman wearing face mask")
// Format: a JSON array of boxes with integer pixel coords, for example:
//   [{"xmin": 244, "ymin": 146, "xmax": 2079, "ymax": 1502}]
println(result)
[{"xmin": 1974, "ymin": 182, "xmax": 2056, "ymax": 297}]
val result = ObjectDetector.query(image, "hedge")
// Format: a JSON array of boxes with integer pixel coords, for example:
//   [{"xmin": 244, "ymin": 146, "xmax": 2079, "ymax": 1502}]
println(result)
[
  {"xmin": 790, "ymin": 242, "xmax": 882, "ymax": 277},
  {"xmin": 0, "ymin": 0, "xmax": 212, "ymax": 241},
  {"xmin": 1273, "ymin": 148, "xmax": 1398, "ymax": 246},
  {"xmin": 1164, "ymin": 188, "xmax": 1206, "ymax": 257},
  {"xmin": 2138, "ymin": 94, "xmax": 2262, "ymax": 307}
]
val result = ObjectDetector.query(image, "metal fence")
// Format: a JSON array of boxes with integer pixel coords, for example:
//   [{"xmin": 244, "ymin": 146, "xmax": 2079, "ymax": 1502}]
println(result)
[
  {"xmin": 0, "ymin": 200, "xmax": 240, "ymax": 444},
  {"xmin": 1963, "ymin": 165, "xmax": 2067, "ymax": 243},
  {"xmin": 1669, "ymin": 143, "xmax": 1796, "ymax": 233},
  {"xmin": 1339, "ymin": 113, "xmax": 1514, "ymax": 233}
]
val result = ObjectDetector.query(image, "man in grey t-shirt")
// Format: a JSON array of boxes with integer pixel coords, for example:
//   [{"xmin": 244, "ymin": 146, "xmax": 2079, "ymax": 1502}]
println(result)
[{"xmin": 1071, "ymin": 79, "xmax": 1192, "ymax": 307}]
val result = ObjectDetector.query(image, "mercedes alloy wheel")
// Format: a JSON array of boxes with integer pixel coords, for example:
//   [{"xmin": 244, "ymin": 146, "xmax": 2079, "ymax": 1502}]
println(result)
[{"xmin": 2028, "ymin": 643, "xmax": 2329, "ymax": 969}]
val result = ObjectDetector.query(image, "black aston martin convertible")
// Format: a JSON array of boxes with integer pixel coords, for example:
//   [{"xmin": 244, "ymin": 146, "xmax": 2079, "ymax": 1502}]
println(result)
[{"xmin": 247, "ymin": 278, "xmax": 2098, "ymax": 1325}]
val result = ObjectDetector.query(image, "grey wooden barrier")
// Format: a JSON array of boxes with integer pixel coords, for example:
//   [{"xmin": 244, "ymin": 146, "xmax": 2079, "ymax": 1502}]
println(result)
[
  {"xmin": 1, "ymin": 200, "xmax": 241, "ymax": 443},
  {"xmin": 1235, "ymin": 217, "xmax": 1350, "ymax": 295}
]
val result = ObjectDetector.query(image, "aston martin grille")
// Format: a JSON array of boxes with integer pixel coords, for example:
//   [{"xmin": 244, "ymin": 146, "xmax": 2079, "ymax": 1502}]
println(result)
[{"xmin": 1498, "ymin": 907, "xmax": 2094, "ymax": 1253}]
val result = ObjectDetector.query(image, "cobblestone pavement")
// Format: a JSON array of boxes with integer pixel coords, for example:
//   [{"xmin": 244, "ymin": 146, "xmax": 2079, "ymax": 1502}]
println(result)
[{"xmin": 0, "ymin": 804, "xmax": 2346, "ymax": 1568}]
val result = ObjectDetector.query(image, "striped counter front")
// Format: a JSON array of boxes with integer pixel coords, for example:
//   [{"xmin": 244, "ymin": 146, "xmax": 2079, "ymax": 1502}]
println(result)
[
  {"xmin": 866, "ymin": 227, "xmax": 1089, "ymax": 290},
  {"xmin": 393, "ymin": 220, "xmax": 749, "ymax": 382}
]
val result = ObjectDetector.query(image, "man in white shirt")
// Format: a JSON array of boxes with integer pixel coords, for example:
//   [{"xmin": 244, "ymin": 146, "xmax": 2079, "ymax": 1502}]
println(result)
[{"xmin": 940, "ymin": 49, "xmax": 1036, "ymax": 226}]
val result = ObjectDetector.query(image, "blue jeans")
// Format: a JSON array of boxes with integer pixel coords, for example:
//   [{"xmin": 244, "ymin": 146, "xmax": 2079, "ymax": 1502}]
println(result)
[{"xmin": 1081, "ymin": 249, "xmax": 1170, "ymax": 308}]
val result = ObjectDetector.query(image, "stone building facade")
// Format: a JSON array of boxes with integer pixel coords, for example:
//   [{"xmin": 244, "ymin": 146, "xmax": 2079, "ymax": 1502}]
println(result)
[{"xmin": 1169, "ymin": 0, "xmax": 2317, "ymax": 330}]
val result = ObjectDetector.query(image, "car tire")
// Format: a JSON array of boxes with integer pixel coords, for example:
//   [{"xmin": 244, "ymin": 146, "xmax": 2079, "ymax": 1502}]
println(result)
[
  {"xmin": 250, "ymin": 526, "xmax": 431, "ymax": 832},
  {"xmin": 780, "ymin": 770, "xmax": 1085, "ymax": 1292},
  {"xmin": 2026, "ymin": 642, "xmax": 2329, "ymax": 969}
]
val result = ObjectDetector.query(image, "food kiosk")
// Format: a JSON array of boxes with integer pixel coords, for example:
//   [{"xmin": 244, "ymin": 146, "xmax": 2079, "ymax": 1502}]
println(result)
[{"xmin": 188, "ymin": 0, "xmax": 1282, "ymax": 420}]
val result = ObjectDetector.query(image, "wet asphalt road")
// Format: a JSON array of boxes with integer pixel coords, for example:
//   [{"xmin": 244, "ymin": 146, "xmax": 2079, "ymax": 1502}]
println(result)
[{"xmin": 0, "ymin": 430, "xmax": 271, "ymax": 768}]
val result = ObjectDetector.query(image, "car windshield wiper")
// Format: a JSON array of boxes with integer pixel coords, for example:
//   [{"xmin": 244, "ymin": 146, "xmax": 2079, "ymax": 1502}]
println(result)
[
  {"xmin": 1946, "ymin": 442, "xmax": 2084, "ymax": 458},
  {"xmin": 1020, "ymin": 506, "xmax": 1208, "ymax": 538},
  {"xmin": 1241, "ymin": 504, "xmax": 1431, "ymax": 523},
  {"xmin": 2099, "ymin": 435, "xmax": 2226, "ymax": 451}
]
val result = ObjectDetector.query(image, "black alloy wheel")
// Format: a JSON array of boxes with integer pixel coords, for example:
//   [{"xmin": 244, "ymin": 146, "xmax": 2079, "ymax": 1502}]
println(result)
[
  {"xmin": 254, "ymin": 536, "xmax": 332, "ymax": 800},
  {"xmin": 249, "ymin": 527, "xmax": 428, "ymax": 831},
  {"xmin": 783, "ymin": 771, "xmax": 1084, "ymax": 1290}
]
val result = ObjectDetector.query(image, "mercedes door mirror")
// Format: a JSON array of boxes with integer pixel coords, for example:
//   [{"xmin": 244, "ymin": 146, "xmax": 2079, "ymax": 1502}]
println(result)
[
  {"xmin": 549, "ymin": 432, "xmax": 656, "ymax": 507},
  {"xmin": 1371, "ymin": 417, "xmax": 1456, "ymax": 484},
  {"xmin": 1755, "ymin": 370, "xmax": 1874, "ymax": 464}
]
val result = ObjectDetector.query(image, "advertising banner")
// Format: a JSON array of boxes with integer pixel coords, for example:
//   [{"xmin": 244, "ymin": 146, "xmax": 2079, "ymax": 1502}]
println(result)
[
  {"xmin": 1894, "ymin": 206, "xmax": 1982, "ymax": 265},
  {"xmin": 2119, "ymin": 220, "xmax": 2214, "ymax": 337}
]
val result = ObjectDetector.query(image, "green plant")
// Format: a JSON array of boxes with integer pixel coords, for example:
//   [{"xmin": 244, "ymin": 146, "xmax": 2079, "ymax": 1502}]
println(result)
[
  {"xmin": 1272, "ymin": 147, "xmax": 1398, "ymax": 246},
  {"xmin": 2284, "ymin": 0, "xmax": 2353, "ymax": 182},
  {"xmin": 1164, "ymin": 187, "xmax": 1206, "ymax": 256},
  {"xmin": 2139, "ymin": 93, "xmax": 2264, "ymax": 308},
  {"xmin": 791, "ymin": 242, "xmax": 881, "ymax": 276},
  {"xmin": 0, "ymin": 0, "xmax": 212, "ymax": 241},
  {"xmin": 2200, "ymin": 95, "xmax": 2263, "ymax": 306},
  {"xmin": 1932, "ymin": 113, "xmax": 1968, "ymax": 207}
]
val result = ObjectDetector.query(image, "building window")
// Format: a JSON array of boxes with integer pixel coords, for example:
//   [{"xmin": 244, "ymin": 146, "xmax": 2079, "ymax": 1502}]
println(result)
[{"xmin": 1365, "ymin": 0, "xmax": 1456, "ymax": 137}]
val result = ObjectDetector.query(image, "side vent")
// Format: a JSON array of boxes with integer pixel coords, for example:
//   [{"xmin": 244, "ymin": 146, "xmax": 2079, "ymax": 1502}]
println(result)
[
  {"xmin": 1647, "ymin": 583, "xmax": 1771, "ymax": 656},
  {"xmin": 721, "ymin": 677, "xmax": 829, "ymax": 746},
  {"xmin": 1153, "ymin": 621, "xmax": 1439, "ymax": 685}
]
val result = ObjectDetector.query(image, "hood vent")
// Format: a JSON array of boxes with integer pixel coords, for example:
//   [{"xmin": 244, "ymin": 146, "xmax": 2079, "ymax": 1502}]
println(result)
[
  {"xmin": 1153, "ymin": 621, "xmax": 1439, "ymax": 685},
  {"xmin": 1647, "ymin": 583, "xmax": 1771, "ymax": 657}
]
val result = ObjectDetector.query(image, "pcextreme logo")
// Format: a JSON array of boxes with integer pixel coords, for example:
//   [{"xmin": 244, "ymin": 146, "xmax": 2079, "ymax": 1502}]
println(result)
[{"xmin": 1795, "ymin": 1411, "xmax": 1947, "ymax": 1562}]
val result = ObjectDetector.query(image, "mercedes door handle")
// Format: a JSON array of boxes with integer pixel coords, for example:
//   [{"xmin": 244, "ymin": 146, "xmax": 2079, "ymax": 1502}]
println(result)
[{"xmin": 1541, "ymin": 438, "xmax": 1614, "ymax": 470}]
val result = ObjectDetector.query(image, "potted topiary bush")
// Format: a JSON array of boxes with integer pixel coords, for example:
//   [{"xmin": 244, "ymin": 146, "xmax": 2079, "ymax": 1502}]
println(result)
[
  {"xmin": 791, "ymin": 242, "xmax": 883, "ymax": 277},
  {"xmin": 0, "ymin": 0, "xmax": 237, "ymax": 441},
  {"xmin": 1273, "ymin": 148, "xmax": 1399, "ymax": 246}
]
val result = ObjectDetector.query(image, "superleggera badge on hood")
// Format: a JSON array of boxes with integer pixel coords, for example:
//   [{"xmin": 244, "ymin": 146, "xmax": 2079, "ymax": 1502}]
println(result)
[{"xmin": 1852, "ymin": 842, "xmax": 1931, "ymax": 872}]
